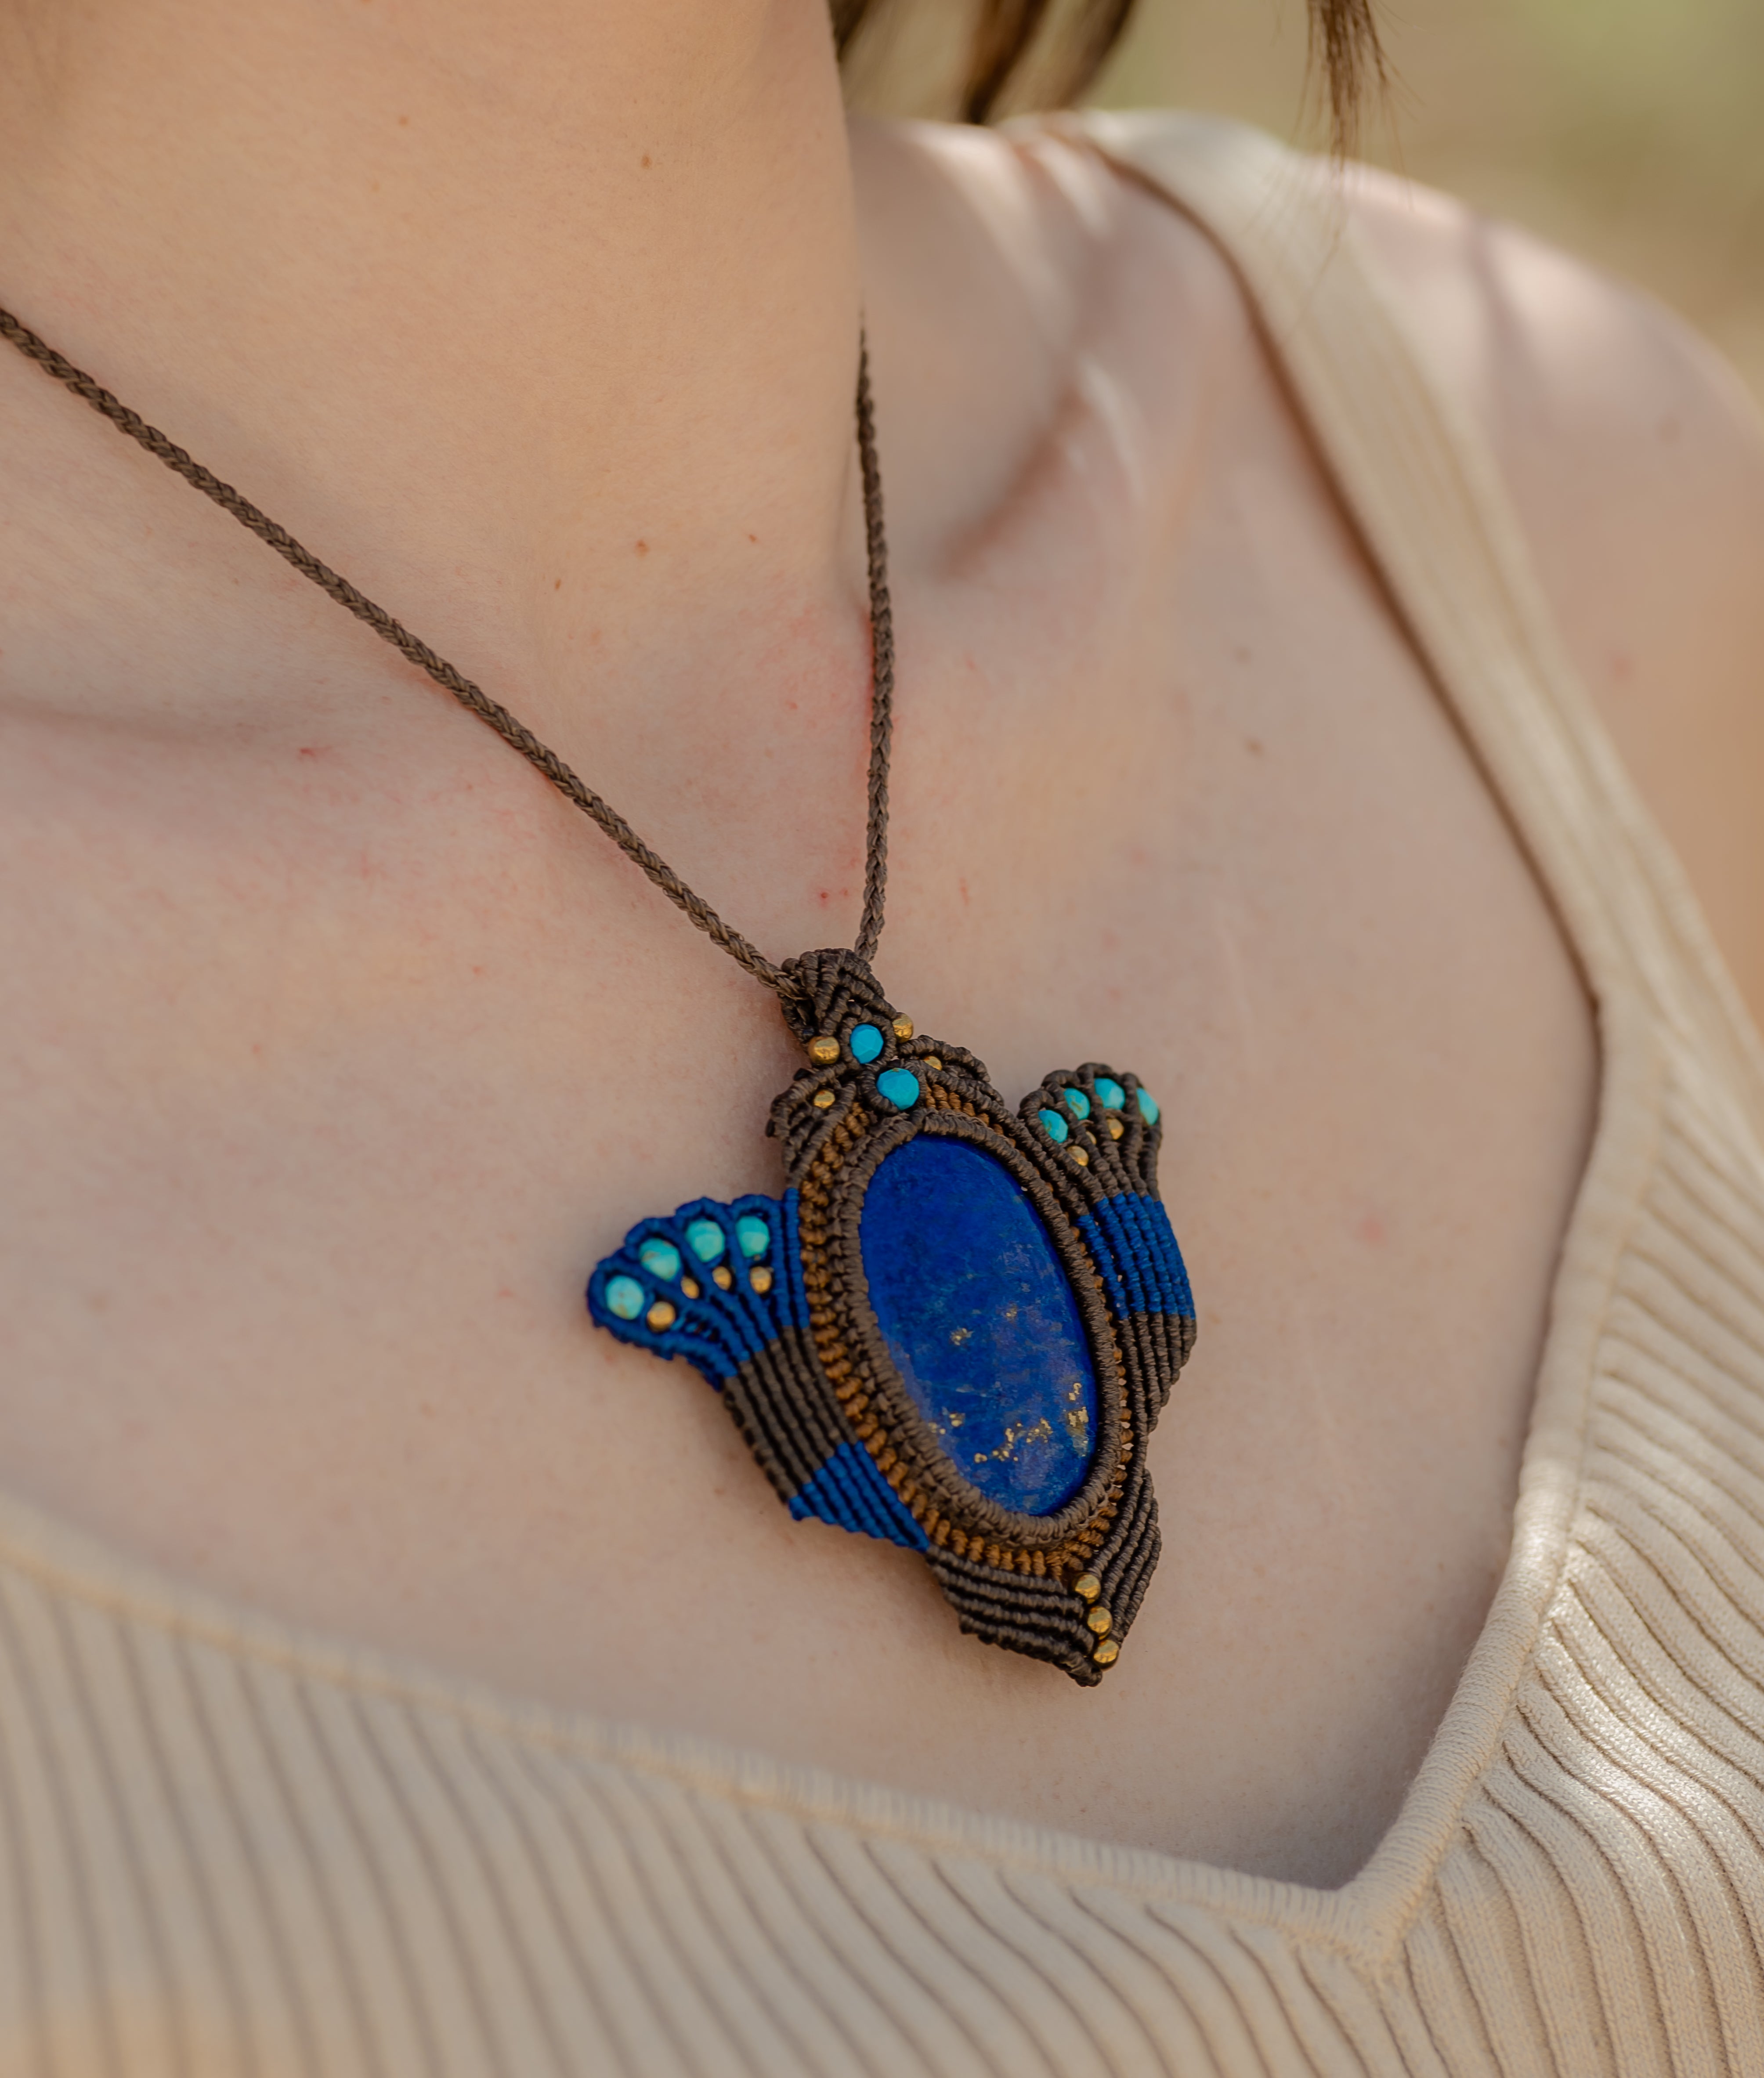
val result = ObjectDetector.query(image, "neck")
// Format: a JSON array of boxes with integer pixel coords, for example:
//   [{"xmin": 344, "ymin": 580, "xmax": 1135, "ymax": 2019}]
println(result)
[{"xmin": 0, "ymin": 0, "xmax": 864, "ymax": 686}]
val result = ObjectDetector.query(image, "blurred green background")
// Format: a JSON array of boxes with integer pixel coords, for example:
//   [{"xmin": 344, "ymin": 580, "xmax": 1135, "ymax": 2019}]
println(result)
[{"xmin": 852, "ymin": 0, "xmax": 1764, "ymax": 407}]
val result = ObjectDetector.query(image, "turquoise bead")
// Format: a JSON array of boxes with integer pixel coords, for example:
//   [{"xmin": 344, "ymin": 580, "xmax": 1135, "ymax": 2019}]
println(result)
[
  {"xmin": 877, "ymin": 1067, "xmax": 920, "ymax": 1111},
  {"xmin": 1137, "ymin": 1089, "xmax": 1160, "ymax": 1126},
  {"xmin": 735, "ymin": 1215, "xmax": 770, "ymax": 1260},
  {"xmin": 605, "ymin": 1275, "xmax": 645, "ymax": 1322},
  {"xmin": 1038, "ymin": 1107, "xmax": 1069, "ymax": 1143},
  {"xmin": 638, "ymin": 1240, "xmax": 682, "ymax": 1282},
  {"xmin": 1095, "ymin": 1078, "xmax": 1125, "ymax": 1111},
  {"xmin": 1062, "ymin": 1087, "xmax": 1091, "ymax": 1119},
  {"xmin": 686, "ymin": 1218, "xmax": 727, "ymax": 1265},
  {"xmin": 849, "ymin": 1022, "xmax": 884, "ymax": 1064}
]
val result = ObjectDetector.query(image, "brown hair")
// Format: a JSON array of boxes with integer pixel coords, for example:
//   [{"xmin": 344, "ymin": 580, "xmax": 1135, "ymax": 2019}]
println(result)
[{"xmin": 831, "ymin": 0, "xmax": 1384, "ymax": 142}]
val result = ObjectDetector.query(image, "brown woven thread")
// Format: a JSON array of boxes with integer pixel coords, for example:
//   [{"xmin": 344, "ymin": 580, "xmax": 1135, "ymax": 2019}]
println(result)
[{"xmin": 0, "ymin": 304, "xmax": 897, "ymax": 1002}]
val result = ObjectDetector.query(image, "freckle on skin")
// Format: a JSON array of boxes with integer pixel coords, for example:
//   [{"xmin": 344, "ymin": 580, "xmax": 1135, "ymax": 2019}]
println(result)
[
  {"xmin": 641, "ymin": 154, "xmax": 652, "ymax": 168},
  {"xmin": 635, "ymin": 540, "xmax": 648, "ymax": 557}
]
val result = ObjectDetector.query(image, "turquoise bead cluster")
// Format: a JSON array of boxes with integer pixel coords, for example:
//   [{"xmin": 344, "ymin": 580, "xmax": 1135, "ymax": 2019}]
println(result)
[
  {"xmin": 1038, "ymin": 1077, "xmax": 1158, "ymax": 1142},
  {"xmin": 825, "ymin": 1019, "xmax": 919, "ymax": 1111},
  {"xmin": 604, "ymin": 1210, "xmax": 774, "ymax": 1321}
]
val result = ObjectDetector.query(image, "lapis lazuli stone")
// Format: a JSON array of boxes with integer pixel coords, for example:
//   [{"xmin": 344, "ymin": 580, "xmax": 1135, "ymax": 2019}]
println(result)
[
  {"xmin": 877, "ymin": 1068, "xmax": 920, "ymax": 1111},
  {"xmin": 686, "ymin": 1218, "xmax": 726, "ymax": 1264},
  {"xmin": 849, "ymin": 1022, "xmax": 884, "ymax": 1064},
  {"xmin": 735, "ymin": 1215, "xmax": 770, "ymax": 1260},
  {"xmin": 606, "ymin": 1275, "xmax": 645, "ymax": 1321},
  {"xmin": 1038, "ymin": 1107, "xmax": 1068, "ymax": 1143},
  {"xmin": 1138, "ymin": 1090, "xmax": 1160, "ymax": 1126},
  {"xmin": 1095, "ymin": 1078, "xmax": 1125, "ymax": 1111},
  {"xmin": 859, "ymin": 1136, "xmax": 1098, "ymax": 1515}
]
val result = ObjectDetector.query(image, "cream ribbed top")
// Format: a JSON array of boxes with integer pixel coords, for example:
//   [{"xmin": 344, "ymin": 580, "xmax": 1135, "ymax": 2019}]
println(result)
[{"xmin": 7, "ymin": 113, "xmax": 1764, "ymax": 2077}]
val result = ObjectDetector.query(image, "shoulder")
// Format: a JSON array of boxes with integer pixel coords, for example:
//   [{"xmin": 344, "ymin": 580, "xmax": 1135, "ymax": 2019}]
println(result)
[
  {"xmin": 1346, "ymin": 164, "xmax": 1764, "ymax": 1015},
  {"xmin": 1089, "ymin": 119, "xmax": 1764, "ymax": 1016},
  {"xmin": 849, "ymin": 115, "xmax": 1268, "ymax": 562}
]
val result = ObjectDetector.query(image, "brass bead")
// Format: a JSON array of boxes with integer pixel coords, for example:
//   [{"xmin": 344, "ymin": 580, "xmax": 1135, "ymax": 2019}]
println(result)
[
  {"xmin": 1071, "ymin": 1148, "xmax": 1089, "ymax": 1167},
  {"xmin": 812, "ymin": 1088, "xmax": 836, "ymax": 1110},
  {"xmin": 645, "ymin": 1300, "xmax": 677, "ymax": 1331},
  {"xmin": 1092, "ymin": 1637, "xmax": 1120, "ymax": 1666},
  {"xmin": 680, "ymin": 1277, "xmax": 701, "ymax": 1299},
  {"xmin": 923, "ymin": 1056, "xmax": 942, "ymax": 1071},
  {"xmin": 712, "ymin": 1265, "xmax": 734, "ymax": 1290},
  {"xmin": 808, "ymin": 1035, "xmax": 840, "ymax": 1065},
  {"xmin": 1106, "ymin": 1117, "xmax": 1124, "ymax": 1141},
  {"xmin": 1074, "ymin": 1572, "xmax": 1102, "ymax": 1602},
  {"xmin": 1086, "ymin": 1605, "xmax": 1113, "ymax": 1636},
  {"xmin": 892, "ymin": 1015, "xmax": 915, "ymax": 1041},
  {"xmin": 751, "ymin": 1266, "xmax": 774, "ymax": 1294}
]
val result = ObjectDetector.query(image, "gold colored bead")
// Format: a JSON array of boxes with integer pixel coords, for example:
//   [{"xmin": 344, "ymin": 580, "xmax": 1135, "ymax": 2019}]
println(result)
[
  {"xmin": 645, "ymin": 1300, "xmax": 677, "ymax": 1331},
  {"xmin": 712, "ymin": 1265, "xmax": 734, "ymax": 1290},
  {"xmin": 680, "ymin": 1277, "xmax": 701, "ymax": 1299},
  {"xmin": 1074, "ymin": 1572, "xmax": 1102, "ymax": 1602},
  {"xmin": 751, "ymin": 1266, "xmax": 774, "ymax": 1294},
  {"xmin": 1086, "ymin": 1605, "xmax": 1113, "ymax": 1636},
  {"xmin": 808, "ymin": 1035, "xmax": 841, "ymax": 1065},
  {"xmin": 812, "ymin": 1089, "xmax": 836, "ymax": 1110},
  {"xmin": 1092, "ymin": 1637, "xmax": 1120, "ymax": 1666},
  {"xmin": 1106, "ymin": 1117, "xmax": 1124, "ymax": 1141},
  {"xmin": 1071, "ymin": 1148, "xmax": 1089, "ymax": 1166},
  {"xmin": 892, "ymin": 1015, "xmax": 915, "ymax": 1041},
  {"xmin": 923, "ymin": 1056, "xmax": 942, "ymax": 1071}
]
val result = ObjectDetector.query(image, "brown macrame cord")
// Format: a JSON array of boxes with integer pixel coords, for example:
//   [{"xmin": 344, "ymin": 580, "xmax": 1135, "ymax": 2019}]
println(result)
[{"xmin": 0, "ymin": 305, "xmax": 896, "ymax": 1001}]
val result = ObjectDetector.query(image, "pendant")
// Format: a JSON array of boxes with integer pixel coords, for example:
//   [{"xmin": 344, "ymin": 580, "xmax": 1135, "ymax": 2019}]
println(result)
[{"xmin": 586, "ymin": 950, "xmax": 1195, "ymax": 1684}]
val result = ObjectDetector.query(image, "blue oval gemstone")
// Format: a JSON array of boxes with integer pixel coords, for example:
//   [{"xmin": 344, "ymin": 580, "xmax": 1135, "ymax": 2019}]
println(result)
[
  {"xmin": 1137, "ymin": 1089, "xmax": 1160, "ymax": 1126},
  {"xmin": 849, "ymin": 1022, "xmax": 884, "ymax": 1064},
  {"xmin": 1095, "ymin": 1078, "xmax": 1125, "ymax": 1111},
  {"xmin": 1062, "ymin": 1087, "xmax": 1091, "ymax": 1119},
  {"xmin": 859, "ymin": 1136, "xmax": 1098, "ymax": 1515},
  {"xmin": 877, "ymin": 1068, "xmax": 920, "ymax": 1111},
  {"xmin": 735, "ymin": 1215, "xmax": 770, "ymax": 1260},
  {"xmin": 1038, "ymin": 1107, "xmax": 1068, "ymax": 1143}
]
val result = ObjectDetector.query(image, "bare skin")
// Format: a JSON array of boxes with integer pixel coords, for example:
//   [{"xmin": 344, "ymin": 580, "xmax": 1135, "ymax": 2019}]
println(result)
[{"xmin": 0, "ymin": 0, "xmax": 1760, "ymax": 1890}]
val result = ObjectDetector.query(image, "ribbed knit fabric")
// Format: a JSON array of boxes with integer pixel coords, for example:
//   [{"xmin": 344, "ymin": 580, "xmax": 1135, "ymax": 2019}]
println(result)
[{"xmin": 6, "ymin": 112, "xmax": 1764, "ymax": 2075}]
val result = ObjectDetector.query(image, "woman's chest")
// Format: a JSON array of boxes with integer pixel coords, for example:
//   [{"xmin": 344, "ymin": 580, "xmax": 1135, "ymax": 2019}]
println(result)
[{"xmin": 0, "ymin": 459, "xmax": 1596, "ymax": 1884}]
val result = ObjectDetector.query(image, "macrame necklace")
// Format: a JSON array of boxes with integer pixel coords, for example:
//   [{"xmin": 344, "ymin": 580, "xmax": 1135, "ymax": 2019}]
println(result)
[{"xmin": 1, "ymin": 304, "xmax": 1194, "ymax": 1684}]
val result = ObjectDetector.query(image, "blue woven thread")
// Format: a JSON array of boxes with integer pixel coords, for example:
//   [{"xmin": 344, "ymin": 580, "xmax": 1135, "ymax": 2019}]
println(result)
[
  {"xmin": 587, "ymin": 1191, "xmax": 808, "ymax": 1387},
  {"xmin": 789, "ymin": 1442, "xmax": 929, "ymax": 1548},
  {"xmin": 1080, "ymin": 1193, "xmax": 1194, "ymax": 1327}
]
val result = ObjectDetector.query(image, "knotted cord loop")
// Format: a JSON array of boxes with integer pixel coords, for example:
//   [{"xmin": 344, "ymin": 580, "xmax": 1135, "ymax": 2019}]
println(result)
[{"xmin": 0, "ymin": 304, "xmax": 896, "ymax": 1001}]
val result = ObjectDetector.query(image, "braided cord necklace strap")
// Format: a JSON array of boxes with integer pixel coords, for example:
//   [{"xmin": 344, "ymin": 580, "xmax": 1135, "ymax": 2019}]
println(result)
[
  {"xmin": 853, "ymin": 338, "xmax": 893, "ymax": 969},
  {"xmin": 0, "ymin": 303, "xmax": 896, "ymax": 999}
]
